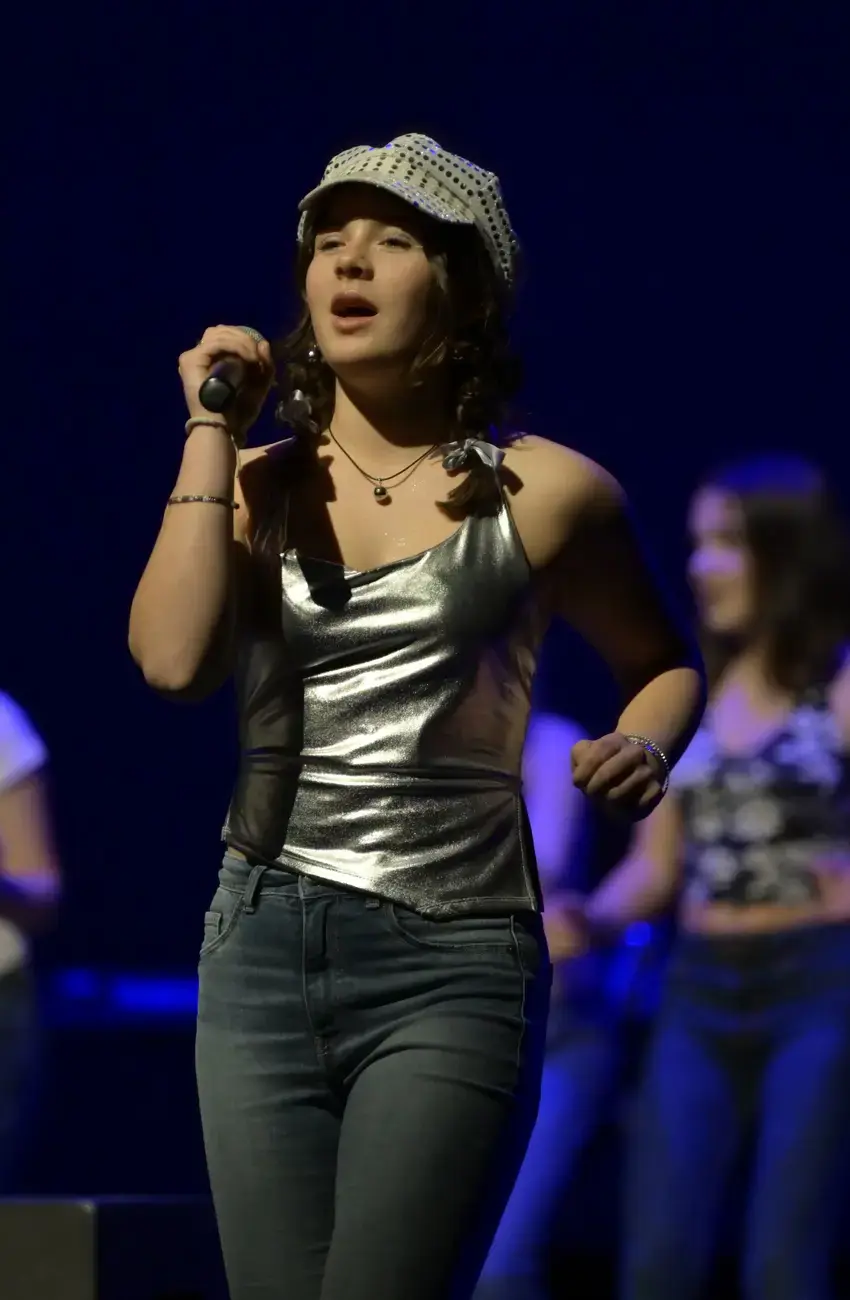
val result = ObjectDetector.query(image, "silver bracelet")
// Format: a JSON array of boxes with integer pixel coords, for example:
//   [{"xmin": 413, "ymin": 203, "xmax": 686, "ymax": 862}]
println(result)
[
  {"xmin": 167, "ymin": 494, "xmax": 239, "ymax": 509},
  {"xmin": 185, "ymin": 416, "xmax": 229, "ymax": 438},
  {"xmin": 624, "ymin": 734, "xmax": 670, "ymax": 795}
]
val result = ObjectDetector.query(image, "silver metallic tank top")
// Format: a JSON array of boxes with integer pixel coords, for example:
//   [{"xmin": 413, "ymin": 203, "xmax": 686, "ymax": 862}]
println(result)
[{"xmin": 224, "ymin": 438, "xmax": 548, "ymax": 917}]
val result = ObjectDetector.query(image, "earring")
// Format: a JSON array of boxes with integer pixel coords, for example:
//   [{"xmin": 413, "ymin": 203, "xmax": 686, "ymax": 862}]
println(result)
[
  {"xmin": 306, "ymin": 344, "xmax": 322, "ymax": 365},
  {"xmin": 276, "ymin": 388, "xmax": 313, "ymax": 428}
]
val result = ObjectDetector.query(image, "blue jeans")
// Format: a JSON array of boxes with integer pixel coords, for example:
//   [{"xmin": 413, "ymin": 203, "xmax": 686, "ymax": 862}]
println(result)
[
  {"xmin": 472, "ymin": 993, "xmax": 619, "ymax": 1300},
  {"xmin": 623, "ymin": 922, "xmax": 850, "ymax": 1300},
  {"xmin": 472, "ymin": 932, "xmax": 667, "ymax": 1300},
  {"xmin": 196, "ymin": 856, "xmax": 551, "ymax": 1300}
]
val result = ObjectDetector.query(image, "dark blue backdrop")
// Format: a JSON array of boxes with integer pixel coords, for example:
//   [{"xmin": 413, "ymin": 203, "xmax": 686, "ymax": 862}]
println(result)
[
  {"xmin": 8, "ymin": 2, "xmax": 848, "ymax": 969},
  {"xmin": 5, "ymin": 0, "xmax": 849, "ymax": 1196}
]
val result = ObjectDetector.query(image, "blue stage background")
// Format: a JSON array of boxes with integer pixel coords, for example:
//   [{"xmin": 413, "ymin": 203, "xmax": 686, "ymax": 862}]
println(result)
[{"xmin": 6, "ymin": 0, "xmax": 848, "ymax": 1216}]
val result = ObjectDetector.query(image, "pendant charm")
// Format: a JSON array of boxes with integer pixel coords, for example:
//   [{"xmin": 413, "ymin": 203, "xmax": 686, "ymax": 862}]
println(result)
[{"xmin": 373, "ymin": 484, "xmax": 388, "ymax": 499}]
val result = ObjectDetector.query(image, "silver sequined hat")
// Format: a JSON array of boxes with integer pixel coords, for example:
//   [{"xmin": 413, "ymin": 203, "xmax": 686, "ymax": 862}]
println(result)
[{"xmin": 297, "ymin": 132, "xmax": 519, "ymax": 292}]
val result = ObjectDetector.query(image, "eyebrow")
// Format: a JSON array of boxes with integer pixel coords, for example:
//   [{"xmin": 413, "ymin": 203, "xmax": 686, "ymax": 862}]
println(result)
[{"xmin": 317, "ymin": 214, "xmax": 416, "ymax": 231}]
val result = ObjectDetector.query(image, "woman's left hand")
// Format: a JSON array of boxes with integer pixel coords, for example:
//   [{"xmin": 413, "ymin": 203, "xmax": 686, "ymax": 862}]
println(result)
[{"xmin": 571, "ymin": 732, "xmax": 665, "ymax": 821}]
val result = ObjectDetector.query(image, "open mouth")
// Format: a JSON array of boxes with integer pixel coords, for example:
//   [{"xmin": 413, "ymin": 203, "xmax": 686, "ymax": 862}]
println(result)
[{"xmin": 331, "ymin": 293, "xmax": 378, "ymax": 319}]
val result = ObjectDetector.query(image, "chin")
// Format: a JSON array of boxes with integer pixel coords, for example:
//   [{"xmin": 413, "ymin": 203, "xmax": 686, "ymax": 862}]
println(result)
[
  {"xmin": 325, "ymin": 344, "xmax": 413, "ymax": 383},
  {"xmin": 701, "ymin": 608, "xmax": 747, "ymax": 638}
]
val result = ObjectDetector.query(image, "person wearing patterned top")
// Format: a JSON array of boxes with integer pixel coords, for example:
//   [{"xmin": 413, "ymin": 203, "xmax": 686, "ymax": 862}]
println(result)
[{"xmin": 571, "ymin": 454, "xmax": 850, "ymax": 1300}]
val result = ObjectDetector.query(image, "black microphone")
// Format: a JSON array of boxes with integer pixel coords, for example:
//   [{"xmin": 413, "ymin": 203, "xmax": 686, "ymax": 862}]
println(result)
[{"xmin": 198, "ymin": 325, "xmax": 266, "ymax": 414}]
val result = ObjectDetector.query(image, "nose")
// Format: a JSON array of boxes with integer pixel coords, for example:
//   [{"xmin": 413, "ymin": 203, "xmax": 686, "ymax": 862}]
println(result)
[{"xmin": 334, "ymin": 244, "xmax": 374, "ymax": 282}]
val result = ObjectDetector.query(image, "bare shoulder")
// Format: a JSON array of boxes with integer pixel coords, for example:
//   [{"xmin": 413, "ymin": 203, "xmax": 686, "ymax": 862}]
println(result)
[
  {"xmin": 502, "ymin": 434, "xmax": 626, "ymax": 568},
  {"xmin": 503, "ymin": 434, "xmax": 624, "ymax": 514}
]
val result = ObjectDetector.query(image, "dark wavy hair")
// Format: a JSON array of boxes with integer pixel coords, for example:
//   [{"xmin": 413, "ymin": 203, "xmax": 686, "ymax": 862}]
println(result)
[
  {"xmin": 270, "ymin": 210, "xmax": 522, "ymax": 508},
  {"xmin": 699, "ymin": 453, "xmax": 850, "ymax": 693}
]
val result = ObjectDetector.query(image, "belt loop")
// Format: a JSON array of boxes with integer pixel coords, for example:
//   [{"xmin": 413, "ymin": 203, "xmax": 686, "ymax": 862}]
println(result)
[{"xmin": 242, "ymin": 862, "xmax": 267, "ymax": 913}]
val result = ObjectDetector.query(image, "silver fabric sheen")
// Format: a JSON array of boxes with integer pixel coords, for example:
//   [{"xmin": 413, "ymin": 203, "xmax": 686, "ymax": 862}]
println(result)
[{"xmin": 224, "ymin": 441, "xmax": 547, "ymax": 917}]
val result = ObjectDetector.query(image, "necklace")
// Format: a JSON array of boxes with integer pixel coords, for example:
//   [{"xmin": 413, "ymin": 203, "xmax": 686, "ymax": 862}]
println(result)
[{"xmin": 328, "ymin": 426, "xmax": 439, "ymax": 502}]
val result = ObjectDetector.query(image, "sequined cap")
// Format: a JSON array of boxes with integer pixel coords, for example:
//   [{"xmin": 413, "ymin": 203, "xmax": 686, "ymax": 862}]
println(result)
[{"xmin": 297, "ymin": 133, "xmax": 519, "ymax": 291}]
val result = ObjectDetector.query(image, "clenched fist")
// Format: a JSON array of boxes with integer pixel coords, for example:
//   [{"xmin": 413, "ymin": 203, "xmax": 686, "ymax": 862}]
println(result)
[
  {"xmin": 179, "ymin": 325, "xmax": 275, "ymax": 444},
  {"xmin": 571, "ymin": 732, "xmax": 666, "ymax": 821}
]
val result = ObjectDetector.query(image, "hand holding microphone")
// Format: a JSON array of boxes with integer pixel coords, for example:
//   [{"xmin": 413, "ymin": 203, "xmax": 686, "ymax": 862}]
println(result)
[{"xmin": 178, "ymin": 325, "xmax": 274, "ymax": 444}]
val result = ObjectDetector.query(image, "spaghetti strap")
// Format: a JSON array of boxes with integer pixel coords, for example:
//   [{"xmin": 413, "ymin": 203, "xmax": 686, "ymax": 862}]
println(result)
[
  {"xmin": 440, "ymin": 437, "xmax": 507, "ymax": 512},
  {"xmin": 441, "ymin": 437, "xmax": 505, "ymax": 479}
]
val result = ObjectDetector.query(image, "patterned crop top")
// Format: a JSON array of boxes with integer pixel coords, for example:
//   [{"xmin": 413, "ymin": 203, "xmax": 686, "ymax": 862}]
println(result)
[{"xmin": 672, "ymin": 687, "xmax": 850, "ymax": 906}]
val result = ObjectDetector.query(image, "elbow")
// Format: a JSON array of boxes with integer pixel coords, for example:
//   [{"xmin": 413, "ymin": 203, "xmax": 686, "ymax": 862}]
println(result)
[
  {"xmin": 127, "ymin": 606, "xmax": 199, "ymax": 696},
  {"xmin": 128, "ymin": 633, "xmax": 182, "ymax": 693},
  {"xmin": 128, "ymin": 638, "xmax": 219, "ymax": 702},
  {"xmin": 143, "ymin": 668, "xmax": 221, "ymax": 704}
]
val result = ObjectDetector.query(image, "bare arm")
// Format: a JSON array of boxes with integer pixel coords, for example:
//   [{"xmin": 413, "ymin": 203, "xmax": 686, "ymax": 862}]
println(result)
[
  {"xmin": 129, "ymin": 428, "xmax": 244, "ymax": 697},
  {"xmin": 553, "ymin": 459, "xmax": 706, "ymax": 771},
  {"xmin": 508, "ymin": 438, "xmax": 705, "ymax": 805},
  {"xmin": 128, "ymin": 326, "xmax": 273, "ymax": 698},
  {"xmin": 0, "ymin": 772, "xmax": 61, "ymax": 934},
  {"xmin": 523, "ymin": 712, "xmax": 590, "ymax": 891},
  {"xmin": 584, "ymin": 794, "xmax": 683, "ymax": 934}
]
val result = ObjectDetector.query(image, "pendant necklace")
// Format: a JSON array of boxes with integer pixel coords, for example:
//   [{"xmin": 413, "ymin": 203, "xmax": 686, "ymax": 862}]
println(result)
[{"xmin": 327, "ymin": 425, "xmax": 439, "ymax": 503}]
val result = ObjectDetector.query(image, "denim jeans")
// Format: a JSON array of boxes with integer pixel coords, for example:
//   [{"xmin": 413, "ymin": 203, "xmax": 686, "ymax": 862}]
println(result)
[
  {"xmin": 196, "ymin": 855, "xmax": 551, "ymax": 1300},
  {"xmin": 472, "ymin": 999, "xmax": 619, "ymax": 1300},
  {"xmin": 622, "ymin": 922, "xmax": 850, "ymax": 1300}
]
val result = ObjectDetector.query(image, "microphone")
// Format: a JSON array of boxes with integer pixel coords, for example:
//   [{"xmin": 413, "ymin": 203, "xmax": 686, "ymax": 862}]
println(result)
[{"xmin": 198, "ymin": 325, "xmax": 266, "ymax": 414}]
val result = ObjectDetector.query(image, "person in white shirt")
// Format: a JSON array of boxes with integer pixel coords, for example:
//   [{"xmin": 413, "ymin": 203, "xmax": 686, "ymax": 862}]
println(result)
[{"xmin": 0, "ymin": 692, "xmax": 61, "ymax": 1189}]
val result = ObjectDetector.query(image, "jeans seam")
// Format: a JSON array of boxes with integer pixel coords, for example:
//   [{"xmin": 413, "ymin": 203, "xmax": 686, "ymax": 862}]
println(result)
[
  {"xmin": 299, "ymin": 892, "xmax": 335, "ymax": 1077},
  {"xmin": 509, "ymin": 914, "xmax": 528, "ymax": 1080}
]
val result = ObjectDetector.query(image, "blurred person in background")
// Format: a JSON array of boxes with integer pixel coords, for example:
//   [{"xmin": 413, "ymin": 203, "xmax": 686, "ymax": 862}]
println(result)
[
  {"xmin": 475, "ymin": 629, "xmax": 667, "ymax": 1300},
  {"xmin": 566, "ymin": 454, "xmax": 850, "ymax": 1300},
  {"xmin": 473, "ymin": 702, "xmax": 616, "ymax": 1300},
  {"xmin": 0, "ymin": 692, "xmax": 61, "ymax": 1190}
]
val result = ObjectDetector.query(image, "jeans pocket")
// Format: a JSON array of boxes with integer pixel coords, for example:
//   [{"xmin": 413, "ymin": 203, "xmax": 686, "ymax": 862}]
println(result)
[
  {"xmin": 199, "ymin": 886, "xmax": 245, "ymax": 960},
  {"xmin": 387, "ymin": 905, "xmax": 517, "ymax": 953}
]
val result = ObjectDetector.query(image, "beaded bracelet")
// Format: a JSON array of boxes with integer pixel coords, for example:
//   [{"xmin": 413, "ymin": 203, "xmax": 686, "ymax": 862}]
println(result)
[
  {"xmin": 624, "ymin": 734, "xmax": 671, "ymax": 795},
  {"xmin": 167, "ymin": 494, "xmax": 239, "ymax": 509},
  {"xmin": 185, "ymin": 417, "xmax": 229, "ymax": 438}
]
